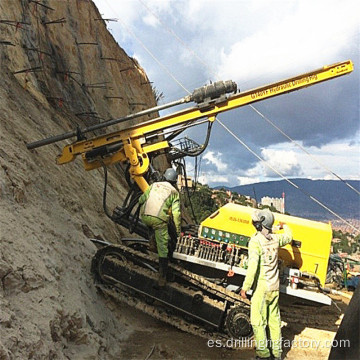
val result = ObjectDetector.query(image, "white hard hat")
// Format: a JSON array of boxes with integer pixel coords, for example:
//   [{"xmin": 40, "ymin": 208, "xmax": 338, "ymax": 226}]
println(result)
[
  {"xmin": 252, "ymin": 209, "xmax": 274, "ymax": 230},
  {"xmin": 164, "ymin": 168, "xmax": 177, "ymax": 183}
]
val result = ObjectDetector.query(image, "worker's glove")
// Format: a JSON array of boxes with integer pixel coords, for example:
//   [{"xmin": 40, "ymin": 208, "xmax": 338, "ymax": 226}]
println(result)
[
  {"xmin": 240, "ymin": 289, "xmax": 247, "ymax": 300},
  {"xmin": 274, "ymin": 222, "xmax": 285, "ymax": 231}
]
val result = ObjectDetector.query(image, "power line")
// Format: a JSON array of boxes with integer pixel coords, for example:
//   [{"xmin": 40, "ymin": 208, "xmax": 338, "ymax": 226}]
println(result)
[
  {"xmin": 216, "ymin": 118, "xmax": 360, "ymax": 234},
  {"xmin": 103, "ymin": 0, "xmax": 191, "ymax": 95},
  {"xmin": 249, "ymin": 104, "xmax": 360, "ymax": 196},
  {"xmin": 137, "ymin": 0, "xmax": 218, "ymax": 78},
  {"xmin": 100, "ymin": 0, "xmax": 359, "ymax": 230},
  {"xmin": 135, "ymin": 3, "xmax": 360, "ymax": 197}
]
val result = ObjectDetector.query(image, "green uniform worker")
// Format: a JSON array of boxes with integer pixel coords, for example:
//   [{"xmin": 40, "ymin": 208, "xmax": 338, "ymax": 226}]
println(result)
[
  {"xmin": 139, "ymin": 168, "xmax": 181, "ymax": 287},
  {"xmin": 240, "ymin": 209, "xmax": 292, "ymax": 360}
]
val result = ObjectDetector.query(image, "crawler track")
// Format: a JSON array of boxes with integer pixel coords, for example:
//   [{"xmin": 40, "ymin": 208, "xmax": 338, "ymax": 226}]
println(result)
[{"xmin": 91, "ymin": 243, "xmax": 253, "ymax": 343}]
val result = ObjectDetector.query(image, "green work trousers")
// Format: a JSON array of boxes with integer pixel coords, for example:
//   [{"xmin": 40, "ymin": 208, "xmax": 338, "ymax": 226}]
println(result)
[
  {"xmin": 141, "ymin": 215, "xmax": 169, "ymax": 258},
  {"xmin": 251, "ymin": 289, "xmax": 282, "ymax": 359}
]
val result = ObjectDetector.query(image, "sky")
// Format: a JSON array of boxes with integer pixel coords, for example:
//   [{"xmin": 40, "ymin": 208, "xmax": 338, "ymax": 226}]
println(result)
[{"xmin": 93, "ymin": 0, "xmax": 359, "ymax": 188}]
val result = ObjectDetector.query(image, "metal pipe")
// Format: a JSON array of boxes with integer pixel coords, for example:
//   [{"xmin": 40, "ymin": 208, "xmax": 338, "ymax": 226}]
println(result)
[{"xmin": 26, "ymin": 96, "xmax": 191, "ymax": 150}]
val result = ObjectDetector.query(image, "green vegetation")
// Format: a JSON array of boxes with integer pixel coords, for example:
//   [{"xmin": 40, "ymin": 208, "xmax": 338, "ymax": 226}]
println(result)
[
  {"xmin": 181, "ymin": 183, "xmax": 284, "ymax": 223},
  {"xmin": 332, "ymin": 229, "xmax": 360, "ymax": 255},
  {"xmin": 215, "ymin": 187, "xmax": 250, "ymax": 207},
  {"xmin": 181, "ymin": 184, "xmax": 218, "ymax": 223},
  {"xmin": 181, "ymin": 184, "xmax": 256, "ymax": 223}
]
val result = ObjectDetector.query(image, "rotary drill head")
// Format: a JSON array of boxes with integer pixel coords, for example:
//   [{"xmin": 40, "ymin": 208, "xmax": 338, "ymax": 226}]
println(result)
[{"xmin": 190, "ymin": 80, "xmax": 237, "ymax": 104}]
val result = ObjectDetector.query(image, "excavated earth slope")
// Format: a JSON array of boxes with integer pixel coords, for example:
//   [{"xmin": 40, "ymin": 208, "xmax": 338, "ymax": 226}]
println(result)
[
  {"xmin": 0, "ymin": 1, "xmax": 347, "ymax": 359},
  {"xmin": 0, "ymin": 1, "xmax": 242, "ymax": 359},
  {"xmin": 0, "ymin": 0, "xmax": 164, "ymax": 359}
]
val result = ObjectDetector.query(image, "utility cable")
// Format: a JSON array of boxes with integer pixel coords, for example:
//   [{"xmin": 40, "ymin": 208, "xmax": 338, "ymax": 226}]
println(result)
[
  {"xmin": 101, "ymin": 1, "xmax": 358, "ymax": 230},
  {"xmin": 175, "ymin": 160, "xmax": 198, "ymax": 223},
  {"xmin": 137, "ymin": 0, "xmax": 218, "ymax": 78},
  {"xmin": 216, "ymin": 117, "xmax": 360, "ymax": 234},
  {"xmin": 136, "ymin": 3, "xmax": 360, "ymax": 196},
  {"xmin": 249, "ymin": 104, "xmax": 360, "ymax": 196},
  {"xmin": 103, "ymin": 0, "xmax": 191, "ymax": 95},
  {"xmin": 101, "ymin": 163, "xmax": 115, "ymax": 221}
]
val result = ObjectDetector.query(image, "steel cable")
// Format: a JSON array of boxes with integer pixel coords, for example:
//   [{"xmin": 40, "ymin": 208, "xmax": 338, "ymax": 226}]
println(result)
[{"xmin": 100, "ymin": 0, "xmax": 359, "ymax": 230}]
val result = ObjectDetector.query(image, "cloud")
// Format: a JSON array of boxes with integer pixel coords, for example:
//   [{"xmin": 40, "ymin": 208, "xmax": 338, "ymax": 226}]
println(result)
[
  {"xmin": 217, "ymin": 1, "xmax": 359, "ymax": 83},
  {"xmin": 142, "ymin": 13, "xmax": 159, "ymax": 27},
  {"xmin": 237, "ymin": 176, "xmax": 261, "ymax": 186},
  {"xmin": 246, "ymin": 148, "xmax": 303, "ymax": 178},
  {"xmin": 240, "ymin": 137, "xmax": 360, "ymax": 182},
  {"xmin": 92, "ymin": 0, "xmax": 359, "ymax": 187},
  {"xmin": 295, "ymin": 138, "xmax": 360, "ymax": 180},
  {"xmin": 198, "ymin": 174, "xmax": 229, "ymax": 185},
  {"xmin": 202, "ymin": 151, "xmax": 228, "ymax": 172}
]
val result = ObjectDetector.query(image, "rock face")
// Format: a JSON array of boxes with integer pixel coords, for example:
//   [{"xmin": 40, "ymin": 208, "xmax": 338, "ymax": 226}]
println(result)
[
  {"xmin": 0, "ymin": 0, "xmax": 156, "ymax": 126},
  {"xmin": 0, "ymin": 0, "xmax": 161, "ymax": 358},
  {"xmin": 0, "ymin": 2, "xmax": 348, "ymax": 360}
]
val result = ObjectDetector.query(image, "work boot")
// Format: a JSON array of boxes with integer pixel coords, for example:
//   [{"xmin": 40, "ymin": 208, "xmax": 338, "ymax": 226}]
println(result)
[{"xmin": 158, "ymin": 257, "xmax": 168, "ymax": 288}]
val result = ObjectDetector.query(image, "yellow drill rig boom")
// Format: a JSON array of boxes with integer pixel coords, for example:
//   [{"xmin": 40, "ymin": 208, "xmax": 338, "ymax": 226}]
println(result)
[
  {"xmin": 28, "ymin": 60, "xmax": 353, "ymax": 192},
  {"xmin": 26, "ymin": 60, "xmax": 354, "ymax": 342}
]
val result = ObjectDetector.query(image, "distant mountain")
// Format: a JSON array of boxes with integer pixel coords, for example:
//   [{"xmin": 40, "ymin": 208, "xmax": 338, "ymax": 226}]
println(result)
[{"xmin": 217, "ymin": 179, "xmax": 360, "ymax": 221}]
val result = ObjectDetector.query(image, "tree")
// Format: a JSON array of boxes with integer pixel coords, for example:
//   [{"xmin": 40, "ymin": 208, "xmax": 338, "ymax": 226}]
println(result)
[
  {"xmin": 181, "ymin": 184, "xmax": 218, "ymax": 223},
  {"xmin": 332, "ymin": 229, "xmax": 353, "ymax": 254}
]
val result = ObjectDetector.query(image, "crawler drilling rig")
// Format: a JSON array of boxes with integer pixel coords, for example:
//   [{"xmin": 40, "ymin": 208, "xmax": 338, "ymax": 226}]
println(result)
[{"xmin": 27, "ymin": 60, "xmax": 353, "ymax": 341}]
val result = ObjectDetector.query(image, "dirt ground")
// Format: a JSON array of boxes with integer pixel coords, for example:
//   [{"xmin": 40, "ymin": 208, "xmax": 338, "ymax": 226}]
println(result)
[
  {"xmin": 100, "ymin": 290, "xmax": 349, "ymax": 360},
  {"xmin": 0, "ymin": 0, "xmax": 352, "ymax": 359}
]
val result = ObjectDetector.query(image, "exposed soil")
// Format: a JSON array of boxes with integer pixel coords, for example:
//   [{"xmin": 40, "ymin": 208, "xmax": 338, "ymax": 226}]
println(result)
[{"xmin": 0, "ymin": 1, "xmax": 350, "ymax": 359}]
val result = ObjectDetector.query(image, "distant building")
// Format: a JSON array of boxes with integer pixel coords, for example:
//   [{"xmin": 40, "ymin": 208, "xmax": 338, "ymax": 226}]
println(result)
[
  {"xmin": 177, "ymin": 175, "xmax": 192, "ymax": 190},
  {"xmin": 261, "ymin": 193, "xmax": 285, "ymax": 213},
  {"xmin": 246, "ymin": 196, "xmax": 257, "ymax": 208}
]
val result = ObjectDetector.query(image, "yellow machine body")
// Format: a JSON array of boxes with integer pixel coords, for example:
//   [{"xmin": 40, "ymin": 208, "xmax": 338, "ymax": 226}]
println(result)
[{"xmin": 199, "ymin": 203, "xmax": 332, "ymax": 287}]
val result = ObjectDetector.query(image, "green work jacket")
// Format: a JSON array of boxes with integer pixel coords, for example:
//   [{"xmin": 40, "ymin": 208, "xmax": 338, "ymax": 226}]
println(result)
[{"xmin": 242, "ymin": 225, "xmax": 292, "ymax": 292}]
